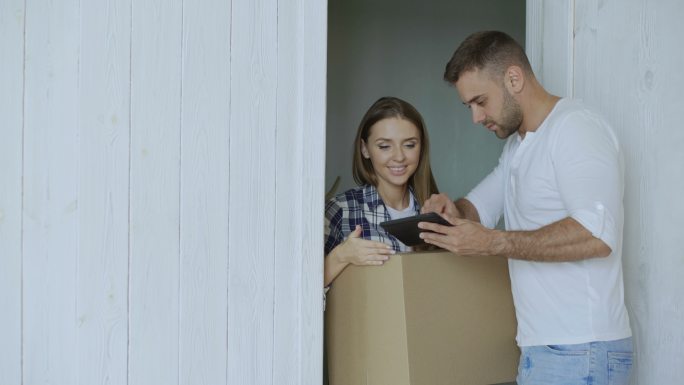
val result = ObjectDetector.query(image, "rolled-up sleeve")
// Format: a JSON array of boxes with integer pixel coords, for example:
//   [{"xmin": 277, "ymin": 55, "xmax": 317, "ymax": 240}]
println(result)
[{"xmin": 552, "ymin": 113, "xmax": 623, "ymax": 252}]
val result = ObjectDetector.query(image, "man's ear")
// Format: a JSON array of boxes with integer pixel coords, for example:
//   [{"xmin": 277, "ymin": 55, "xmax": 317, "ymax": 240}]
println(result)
[
  {"xmin": 361, "ymin": 140, "xmax": 370, "ymax": 159},
  {"xmin": 505, "ymin": 65, "xmax": 525, "ymax": 94}
]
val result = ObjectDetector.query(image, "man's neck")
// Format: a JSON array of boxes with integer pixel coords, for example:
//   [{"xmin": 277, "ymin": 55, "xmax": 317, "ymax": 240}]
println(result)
[{"xmin": 518, "ymin": 89, "xmax": 560, "ymax": 138}]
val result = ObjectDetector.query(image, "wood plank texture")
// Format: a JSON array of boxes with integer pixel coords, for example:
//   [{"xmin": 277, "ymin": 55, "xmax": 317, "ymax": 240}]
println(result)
[
  {"xmin": 273, "ymin": 0, "xmax": 327, "ymax": 385},
  {"xmin": 179, "ymin": 0, "xmax": 230, "ymax": 384},
  {"xmin": 1, "ymin": 1, "xmax": 327, "ymax": 384},
  {"xmin": 274, "ymin": 2, "xmax": 303, "ymax": 383},
  {"xmin": 22, "ymin": 0, "xmax": 80, "ymax": 384},
  {"xmin": 574, "ymin": 1, "xmax": 684, "ymax": 384},
  {"xmin": 525, "ymin": 0, "xmax": 544, "ymax": 76},
  {"xmin": 77, "ymin": 0, "xmax": 131, "ymax": 384},
  {"xmin": 297, "ymin": 0, "xmax": 327, "ymax": 382},
  {"xmin": 0, "ymin": 0, "xmax": 24, "ymax": 383},
  {"xmin": 530, "ymin": 1, "xmax": 684, "ymax": 383},
  {"xmin": 526, "ymin": 0, "xmax": 574, "ymax": 97},
  {"xmin": 128, "ymin": 0, "xmax": 183, "ymax": 384},
  {"xmin": 228, "ymin": 0, "xmax": 278, "ymax": 383}
]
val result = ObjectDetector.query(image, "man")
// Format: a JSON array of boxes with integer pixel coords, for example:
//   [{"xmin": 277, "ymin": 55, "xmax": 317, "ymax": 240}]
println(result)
[{"xmin": 419, "ymin": 31, "xmax": 633, "ymax": 385}]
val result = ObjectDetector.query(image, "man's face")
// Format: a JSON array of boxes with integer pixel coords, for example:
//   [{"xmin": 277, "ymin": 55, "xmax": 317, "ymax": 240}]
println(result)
[{"xmin": 455, "ymin": 68, "xmax": 523, "ymax": 139}]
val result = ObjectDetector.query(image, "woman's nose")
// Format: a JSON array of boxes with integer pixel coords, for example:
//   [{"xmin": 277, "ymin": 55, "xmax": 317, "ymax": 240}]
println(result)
[{"xmin": 393, "ymin": 148, "xmax": 406, "ymax": 161}]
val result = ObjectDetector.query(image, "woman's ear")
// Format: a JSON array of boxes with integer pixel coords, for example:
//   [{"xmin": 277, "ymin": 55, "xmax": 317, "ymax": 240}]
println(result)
[{"xmin": 361, "ymin": 140, "xmax": 370, "ymax": 159}]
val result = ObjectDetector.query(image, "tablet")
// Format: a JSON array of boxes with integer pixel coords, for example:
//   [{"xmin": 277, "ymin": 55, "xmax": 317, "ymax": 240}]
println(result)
[{"xmin": 380, "ymin": 212, "xmax": 452, "ymax": 247}]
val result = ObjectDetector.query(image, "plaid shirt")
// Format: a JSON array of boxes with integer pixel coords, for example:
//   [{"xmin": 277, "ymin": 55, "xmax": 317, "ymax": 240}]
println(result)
[{"xmin": 324, "ymin": 184, "xmax": 420, "ymax": 255}]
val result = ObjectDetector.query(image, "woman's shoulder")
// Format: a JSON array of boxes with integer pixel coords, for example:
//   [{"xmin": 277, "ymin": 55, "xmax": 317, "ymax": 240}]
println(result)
[
  {"xmin": 330, "ymin": 185, "xmax": 370, "ymax": 202},
  {"xmin": 326, "ymin": 184, "xmax": 375, "ymax": 211}
]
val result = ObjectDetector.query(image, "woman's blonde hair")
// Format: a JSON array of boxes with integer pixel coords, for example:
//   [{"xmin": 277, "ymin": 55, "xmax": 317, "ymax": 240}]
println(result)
[{"xmin": 352, "ymin": 96, "xmax": 439, "ymax": 206}]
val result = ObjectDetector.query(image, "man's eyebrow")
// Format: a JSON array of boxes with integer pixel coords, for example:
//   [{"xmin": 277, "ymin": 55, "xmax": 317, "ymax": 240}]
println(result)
[{"xmin": 464, "ymin": 94, "xmax": 484, "ymax": 106}]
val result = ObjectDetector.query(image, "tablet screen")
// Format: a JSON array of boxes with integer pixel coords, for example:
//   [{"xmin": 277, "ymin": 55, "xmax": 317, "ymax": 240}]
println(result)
[{"xmin": 380, "ymin": 212, "xmax": 452, "ymax": 247}]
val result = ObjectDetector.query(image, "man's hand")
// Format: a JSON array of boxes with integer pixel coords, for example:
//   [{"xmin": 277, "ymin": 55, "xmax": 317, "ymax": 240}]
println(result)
[
  {"xmin": 418, "ymin": 216, "xmax": 499, "ymax": 256},
  {"xmin": 418, "ymin": 216, "xmax": 611, "ymax": 262},
  {"xmin": 421, "ymin": 193, "xmax": 460, "ymax": 217}
]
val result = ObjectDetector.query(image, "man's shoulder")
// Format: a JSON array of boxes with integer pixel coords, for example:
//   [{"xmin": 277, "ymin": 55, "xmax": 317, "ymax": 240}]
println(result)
[
  {"xmin": 545, "ymin": 99, "xmax": 620, "ymax": 155},
  {"xmin": 551, "ymin": 99, "xmax": 609, "ymax": 127}
]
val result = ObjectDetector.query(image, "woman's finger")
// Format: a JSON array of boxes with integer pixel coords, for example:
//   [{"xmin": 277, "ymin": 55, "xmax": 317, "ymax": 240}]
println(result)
[
  {"xmin": 363, "ymin": 253, "xmax": 390, "ymax": 263},
  {"xmin": 355, "ymin": 238, "xmax": 393, "ymax": 249}
]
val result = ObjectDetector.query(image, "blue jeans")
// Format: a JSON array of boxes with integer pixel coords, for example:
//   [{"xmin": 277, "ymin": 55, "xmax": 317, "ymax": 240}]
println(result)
[{"xmin": 516, "ymin": 337, "xmax": 633, "ymax": 385}]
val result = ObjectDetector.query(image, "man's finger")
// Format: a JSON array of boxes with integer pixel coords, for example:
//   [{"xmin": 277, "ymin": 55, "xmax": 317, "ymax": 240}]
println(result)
[
  {"xmin": 420, "ymin": 201, "xmax": 435, "ymax": 214},
  {"xmin": 446, "ymin": 216, "xmax": 468, "ymax": 226},
  {"xmin": 417, "ymin": 221, "xmax": 451, "ymax": 235},
  {"xmin": 420, "ymin": 232, "xmax": 452, "ymax": 251}
]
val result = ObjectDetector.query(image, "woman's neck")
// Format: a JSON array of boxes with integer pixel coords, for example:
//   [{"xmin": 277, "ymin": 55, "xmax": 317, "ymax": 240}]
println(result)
[{"xmin": 376, "ymin": 183, "xmax": 409, "ymax": 210}]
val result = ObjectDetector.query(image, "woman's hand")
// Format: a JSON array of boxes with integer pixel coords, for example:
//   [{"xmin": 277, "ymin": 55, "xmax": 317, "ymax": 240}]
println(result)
[
  {"xmin": 324, "ymin": 225, "xmax": 395, "ymax": 286},
  {"xmin": 335, "ymin": 225, "xmax": 395, "ymax": 266}
]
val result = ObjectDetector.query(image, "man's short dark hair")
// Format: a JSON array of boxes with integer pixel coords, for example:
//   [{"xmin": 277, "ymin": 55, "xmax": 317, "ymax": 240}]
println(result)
[{"xmin": 444, "ymin": 31, "xmax": 532, "ymax": 84}]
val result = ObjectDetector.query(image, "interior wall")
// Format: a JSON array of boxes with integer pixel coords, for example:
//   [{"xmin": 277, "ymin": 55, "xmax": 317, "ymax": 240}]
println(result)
[
  {"xmin": 528, "ymin": 1, "xmax": 684, "ymax": 383},
  {"xmin": 571, "ymin": 1, "xmax": 684, "ymax": 383},
  {"xmin": 326, "ymin": 0, "xmax": 526, "ymax": 199},
  {"xmin": 0, "ymin": 0, "xmax": 325, "ymax": 384}
]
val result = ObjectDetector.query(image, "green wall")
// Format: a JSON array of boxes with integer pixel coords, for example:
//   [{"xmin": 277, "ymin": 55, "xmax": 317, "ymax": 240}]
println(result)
[{"xmin": 326, "ymin": 0, "xmax": 526, "ymax": 200}]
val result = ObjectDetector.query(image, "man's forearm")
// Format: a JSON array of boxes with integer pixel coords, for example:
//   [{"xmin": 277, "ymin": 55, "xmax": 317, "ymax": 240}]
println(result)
[{"xmin": 491, "ymin": 217, "xmax": 611, "ymax": 262}]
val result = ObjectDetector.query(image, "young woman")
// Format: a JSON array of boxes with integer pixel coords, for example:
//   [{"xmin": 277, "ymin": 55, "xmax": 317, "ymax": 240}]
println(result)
[{"xmin": 324, "ymin": 96, "xmax": 439, "ymax": 286}]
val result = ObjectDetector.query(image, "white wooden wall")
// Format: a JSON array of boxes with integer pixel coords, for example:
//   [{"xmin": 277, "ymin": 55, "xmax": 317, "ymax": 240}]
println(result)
[
  {"xmin": 0, "ymin": 0, "xmax": 326, "ymax": 384},
  {"xmin": 528, "ymin": 1, "xmax": 684, "ymax": 384}
]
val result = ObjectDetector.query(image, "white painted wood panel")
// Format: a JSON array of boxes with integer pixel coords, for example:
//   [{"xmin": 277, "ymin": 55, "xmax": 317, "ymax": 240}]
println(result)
[
  {"xmin": 77, "ymin": 0, "xmax": 131, "ymax": 384},
  {"xmin": 573, "ymin": 3, "xmax": 654, "ymax": 384},
  {"xmin": 179, "ymin": 0, "xmax": 230, "ymax": 384},
  {"xmin": 533, "ymin": 1, "xmax": 684, "ymax": 383},
  {"xmin": 0, "ymin": 1, "xmax": 327, "ymax": 384},
  {"xmin": 273, "ymin": 1, "xmax": 326, "ymax": 382},
  {"xmin": 298, "ymin": 1, "xmax": 327, "ymax": 382},
  {"xmin": 128, "ymin": 0, "xmax": 182, "ymax": 384},
  {"xmin": 274, "ymin": 2, "xmax": 303, "ymax": 383},
  {"xmin": 526, "ymin": 0, "xmax": 574, "ymax": 97},
  {"xmin": 574, "ymin": 1, "xmax": 684, "ymax": 384},
  {"xmin": 228, "ymin": 0, "xmax": 278, "ymax": 383},
  {"xmin": 22, "ymin": 0, "xmax": 80, "ymax": 384},
  {"xmin": 525, "ymin": 0, "xmax": 544, "ymax": 76},
  {"xmin": 0, "ymin": 0, "xmax": 24, "ymax": 384}
]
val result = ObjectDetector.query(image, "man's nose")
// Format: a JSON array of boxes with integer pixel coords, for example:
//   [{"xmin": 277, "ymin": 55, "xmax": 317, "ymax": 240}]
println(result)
[{"xmin": 471, "ymin": 105, "xmax": 485, "ymax": 124}]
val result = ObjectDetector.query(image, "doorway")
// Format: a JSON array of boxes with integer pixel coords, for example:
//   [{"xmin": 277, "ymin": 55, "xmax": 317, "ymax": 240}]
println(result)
[
  {"xmin": 326, "ymin": 0, "xmax": 526, "ymax": 200},
  {"xmin": 323, "ymin": 1, "xmax": 526, "ymax": 383}
]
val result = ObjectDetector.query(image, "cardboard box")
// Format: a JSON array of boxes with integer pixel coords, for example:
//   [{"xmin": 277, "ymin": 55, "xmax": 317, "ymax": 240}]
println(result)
[{"xmin": 325, "ymin": 251, "xmax": 519, "ymax": 385}]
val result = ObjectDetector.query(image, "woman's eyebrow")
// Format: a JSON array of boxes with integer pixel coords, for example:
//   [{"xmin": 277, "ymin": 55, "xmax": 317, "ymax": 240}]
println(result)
[{"xmin": 374, "ymin": 136, "xmax": 419, "ymax": 142}]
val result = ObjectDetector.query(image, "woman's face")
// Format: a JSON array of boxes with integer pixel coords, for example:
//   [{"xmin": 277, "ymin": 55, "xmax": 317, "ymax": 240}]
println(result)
[{"xmin": 361, "ymin": 117, "xmax": 421, "ymax": 193}]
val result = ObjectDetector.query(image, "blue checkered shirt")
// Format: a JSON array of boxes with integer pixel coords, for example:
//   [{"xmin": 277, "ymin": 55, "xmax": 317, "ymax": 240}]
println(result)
[{"xmin": 324, "ymin": 184, "xmax": 420, "ymax": 255}]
